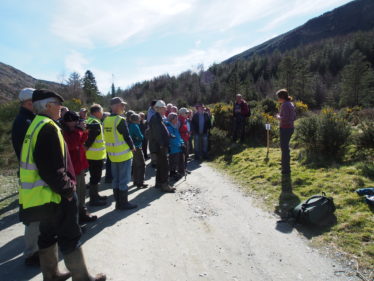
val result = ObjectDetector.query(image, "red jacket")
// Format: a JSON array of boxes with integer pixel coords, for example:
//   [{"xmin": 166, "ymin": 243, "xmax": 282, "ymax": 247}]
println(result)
[
  {"xmin": 63, "ymin": 128, "xmax": 89, "ymax": 176},
  {"xmin": 178, "ymin": 115, "xmax": 190, "ymax": 143}
]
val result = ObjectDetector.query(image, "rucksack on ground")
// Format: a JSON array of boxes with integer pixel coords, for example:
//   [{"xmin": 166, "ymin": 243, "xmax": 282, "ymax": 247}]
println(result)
[{"xmin": 291, "ymin": 192, "xmax": 336, "ymax": 225}]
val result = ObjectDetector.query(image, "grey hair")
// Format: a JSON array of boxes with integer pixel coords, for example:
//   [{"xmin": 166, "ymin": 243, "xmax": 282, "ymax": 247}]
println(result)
[
  {"xmin": 167, "ymin": 112, "xmax": 178, "ymax": 122},
  {"xmin": 33, "ymin": 98, "xmax": 59, "ymax": 114}
]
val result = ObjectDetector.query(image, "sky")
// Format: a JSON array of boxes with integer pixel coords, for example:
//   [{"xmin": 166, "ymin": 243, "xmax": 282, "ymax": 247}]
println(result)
[{"xmin": 0, "ymin": 0, "xmax": 352, "ymax": 94}]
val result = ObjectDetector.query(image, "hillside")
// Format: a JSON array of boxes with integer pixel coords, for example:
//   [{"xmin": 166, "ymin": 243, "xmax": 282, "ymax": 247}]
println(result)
[
  {"xmin": 0, "ymin": 62, "xmax": 63, "ymax": 103},
  {"xmin": 225, "ymin": 0, "xmax": 374, "ymax": 63}
]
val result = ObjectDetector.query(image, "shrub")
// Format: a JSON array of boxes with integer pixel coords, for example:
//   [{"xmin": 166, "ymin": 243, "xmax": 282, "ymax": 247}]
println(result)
[
  {"xmin": 356, "ymin": 121, "xmax": 374, "ymax": 150},
  {"xmin": 295, "ymin": 109, "xmax": 351, "ymax": 161},
  {"xmin": 294, "ymin": 100, "xmax": 309, "ymax": 117},
  {"xmin": 64, "ymin": 98, "xmax": 83, "ymax": 111},
  {"xmin": 260, "ymin": 98, "xmax": 278, "ymax": 115},
  {"xmin": 209, "ymin": 127, "xmax": 231, "ymax": 155},
  {"xmin": 211, "ymin": 103, "xmax": 232, "ymax": 132},
  {"xmin": 357, "ymin": 162, "xmax": 374, "ymax": 180}
]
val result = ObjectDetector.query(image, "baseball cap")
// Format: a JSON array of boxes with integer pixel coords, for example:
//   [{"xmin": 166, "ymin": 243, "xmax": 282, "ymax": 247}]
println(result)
[
  {"xmin": 19, "ymin": 88, "xmax": 35, "ymax": 102},
  {"xmin": 63, "ymin": 111, "xmax": 80, "ymax": 122},
  {"xmin": 155, "ymin": 100, "xmax": 166, "ymax": 108},
  {"xmin": 32, "ymin": 89, "xmax": 64, "ymax": 103},
  {"xmin": 110, "ymin": 97, "xmax": 127, "ymax": 105}
]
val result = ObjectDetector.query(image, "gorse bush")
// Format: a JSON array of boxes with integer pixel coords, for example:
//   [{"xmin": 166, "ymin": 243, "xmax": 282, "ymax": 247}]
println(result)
[
  {"xmin": 295, "ymin": 108, "xmax": 351, "ymax": 161},
  {"xmin": 356, "ymin": 121, "xmax": 374, "ymax": 150}
]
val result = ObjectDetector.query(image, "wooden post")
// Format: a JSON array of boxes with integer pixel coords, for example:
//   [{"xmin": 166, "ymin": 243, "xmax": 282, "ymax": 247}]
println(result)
[{"xmin": 265, "ymin": 123, "xmax": 271, "ymax": 161}]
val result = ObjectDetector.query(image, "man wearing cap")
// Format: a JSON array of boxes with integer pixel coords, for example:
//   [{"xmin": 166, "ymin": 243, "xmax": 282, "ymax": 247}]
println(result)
[
  {"xmin": 149, "ymin": 100, "xmax": 175, "ymax": 192},
  {"xmin": 19, "ymin": 89, "xmax": 106, "ymax": 280},
  {"xmin": 232, "ymin": 94, "xmax": 250, "ymax": 142},
  {"xmin": 11, "ymin": 88, "xmax": 40, "ymax": 266},
  {"xmin": 103, "ymin": 97, "xmax": 137, "ymax": 210}
]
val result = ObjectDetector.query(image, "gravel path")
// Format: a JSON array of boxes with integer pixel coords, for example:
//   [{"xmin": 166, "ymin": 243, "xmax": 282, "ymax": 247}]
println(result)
[{"xmin": 0, "ymin": 161, "xmax": 358, "ymax": 281}]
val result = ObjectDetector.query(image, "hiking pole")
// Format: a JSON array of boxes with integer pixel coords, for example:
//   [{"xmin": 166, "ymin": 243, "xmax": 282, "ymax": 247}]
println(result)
[{"xmin": 265, "ymin": 123, "xmax": 271, "ymax": 162}]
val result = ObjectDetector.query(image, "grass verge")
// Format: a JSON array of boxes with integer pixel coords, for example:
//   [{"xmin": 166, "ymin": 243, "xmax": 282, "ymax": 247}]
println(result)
[{"xmin": 212, "ymin": 144, "xmax": 374, "ymax": 271}]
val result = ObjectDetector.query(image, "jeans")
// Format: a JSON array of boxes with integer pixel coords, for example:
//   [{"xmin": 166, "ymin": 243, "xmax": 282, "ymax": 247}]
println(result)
[
  {"xmin": 111, "ymin": 158, "xmax": 133, "ymax": 191},
  {"xmin": 24, "ymin": 222, "xmax": 40, "ymax": 258},
  {"xmin": 88, "ymin": 159, "xmax": 104, "ymax": 185},
  {"xmin": 233, "ymin": 115, "xmax": 246, "ymax": 141},
  {"xmin": 105, "ymin": 156, "xmax": 112, "ymax": 182},
  {"xmin": 38, "ymin": 194, "xmax": 81, "ymax": 255},
  {"xmin": 169, "ymin": 152, "xmax": 185, "ymax": 174},
  {"xmin": 280, "ymin": 128, "xmax": 294, "ymax": 174},
  {"xmin": 194, "ymin": 134, "xmax": 208, "ymax": 159}
]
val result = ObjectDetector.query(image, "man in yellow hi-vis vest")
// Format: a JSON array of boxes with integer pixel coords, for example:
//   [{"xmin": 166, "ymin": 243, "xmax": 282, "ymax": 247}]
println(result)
[
  {"xmin": 85, "ymin": 103, "xmax": 107, "ymax": 207},
  {"xmin": 103, "ymin": 97, "xmax": 137, "ymax": 210},
  {"xmin": 20, "ymin": 89, "xmax": 106, "ymax": 281}
]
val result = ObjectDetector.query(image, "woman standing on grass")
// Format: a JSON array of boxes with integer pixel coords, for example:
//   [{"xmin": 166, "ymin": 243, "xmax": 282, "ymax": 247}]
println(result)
[{"xmin": 276, "ymin": 89, "xmax": 296, "ymax": 175}]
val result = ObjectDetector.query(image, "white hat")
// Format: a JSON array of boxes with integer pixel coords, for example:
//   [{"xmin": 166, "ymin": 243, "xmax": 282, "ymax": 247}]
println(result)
[
  {"xmin": 179, "ymin": 107, "xmax": 189, "ymax": 114},
  {"xmin": 19, "ymin": 88, "xmax": 35, "ymax": 101},
  {"xmin": 155, "ymin": 100, "xmax": 166, "ymax": 108}
]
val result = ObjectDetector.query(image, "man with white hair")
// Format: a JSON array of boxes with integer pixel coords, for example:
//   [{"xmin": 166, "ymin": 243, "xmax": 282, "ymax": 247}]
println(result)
[
  {"xmin": 19, "ymin": 89, "xmax": 106, "ymax": 280},
  {"xmin": 148, "ymin": 100, "xmax": 175, "ymax": 192},
  {"xmin": 11, "ymin": 88, "xmax": 40, "ymax": 266}
]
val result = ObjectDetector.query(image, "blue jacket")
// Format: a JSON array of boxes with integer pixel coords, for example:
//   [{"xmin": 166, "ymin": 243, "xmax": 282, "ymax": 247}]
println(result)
[
  {"xmin": 165, "ymin": 121, "xmax": 184, "ymax": 155},
  {"xmin": 128, "ymin": 123, "xmax": 144, "ymax": 149}
]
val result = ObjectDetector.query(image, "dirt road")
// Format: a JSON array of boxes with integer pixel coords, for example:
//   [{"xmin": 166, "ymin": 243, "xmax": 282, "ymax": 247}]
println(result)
[{"xmin": 0, "ymin": 161, "xmax": 357, "ymax": 280}]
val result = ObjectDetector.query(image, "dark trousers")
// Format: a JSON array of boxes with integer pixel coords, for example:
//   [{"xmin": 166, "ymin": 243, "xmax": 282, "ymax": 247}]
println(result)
[
  {"xmin": 105, "ymin": 156, "xmax": 112, "ymax": 182},
  {"xmin": 169, "ymin": 152, "xmax": 185, "ymax": 175},
  {"xmin": 133, "ymin": 148, "xmax": 146, "ymax": 186},
  {"xmin": 233, "ymin": 115, "xmax": 246, "ymax": 141},
  {"xmin": 156, "ymin": 147, "xmax": 169, "ymax": 185},
  {"xmin": 88, "ymin": 159, "xmax": 104, "ymax": 185},
  {"xmin": 280, "ymin": 128, "xmax": 294, "ymax": 174},
  {"xmin": 38, "ymin": 194, "xmax": 82, "ymax": 255},
  {"xmin": 142, "ymin": 138, "xmax": 149, "ymax": 158}
]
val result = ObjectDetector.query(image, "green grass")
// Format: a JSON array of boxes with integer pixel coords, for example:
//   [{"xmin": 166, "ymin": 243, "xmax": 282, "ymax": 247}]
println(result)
[{"xmin": 212, "ymin": 145, "xmax": 374, "ymax": 270}]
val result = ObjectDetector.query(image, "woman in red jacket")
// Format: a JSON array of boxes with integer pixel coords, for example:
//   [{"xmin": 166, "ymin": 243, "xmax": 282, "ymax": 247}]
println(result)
[
  {"xmin": 178, "ymin": 108, "xmax": 191, "ymax": 174},
  {"xmin": 62, "ymin": 111, "xmax": 97, "ymax": 223}
]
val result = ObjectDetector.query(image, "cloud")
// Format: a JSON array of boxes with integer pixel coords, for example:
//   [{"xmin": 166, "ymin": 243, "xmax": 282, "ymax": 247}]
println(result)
[{"xmin": 64, "ymin": 50, "xmax": 89, "ymax": 74}]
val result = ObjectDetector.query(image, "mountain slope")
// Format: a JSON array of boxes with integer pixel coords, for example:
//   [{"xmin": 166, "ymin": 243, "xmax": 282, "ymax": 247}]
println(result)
[
  {"xmin": 0, "ymin": 62, "xmax": 63, "ymax": 103},
  {"xmin": 225, "ymin": 0, "xmax": 374, "ymax": 63}
]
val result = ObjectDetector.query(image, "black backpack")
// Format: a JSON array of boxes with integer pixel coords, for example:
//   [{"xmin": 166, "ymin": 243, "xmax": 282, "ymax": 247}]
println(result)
[{"xmin": 291, "ymin": 192, "xmax": 336, "ymax": 225}]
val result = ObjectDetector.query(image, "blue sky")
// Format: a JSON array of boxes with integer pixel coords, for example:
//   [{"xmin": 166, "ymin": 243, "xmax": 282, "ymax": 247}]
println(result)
[{"xmin": 0, "ymin": 0, "xmax": 352, "ymax": 94}]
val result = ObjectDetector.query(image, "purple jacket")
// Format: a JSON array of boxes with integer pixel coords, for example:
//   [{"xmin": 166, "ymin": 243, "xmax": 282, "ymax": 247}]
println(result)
[{"xmin": 279, "ymin": 101, "xmax": 296, "ymax": 128}]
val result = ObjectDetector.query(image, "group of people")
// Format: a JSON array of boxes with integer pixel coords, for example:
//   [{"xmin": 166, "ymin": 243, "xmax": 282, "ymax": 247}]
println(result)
[{"xmin": 11, "ymin": 87, "xmax": 214, "ymax": 281}]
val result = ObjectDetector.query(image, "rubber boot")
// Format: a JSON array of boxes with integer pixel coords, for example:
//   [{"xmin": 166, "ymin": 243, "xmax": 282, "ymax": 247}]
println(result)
[
  {"xmin": 113, "ymin": 189, "xmax": 119, "ymax": 210},
  {"xmin": 89, "ymin": 185, "xmax": 106, "ymax": 207},
  {"xmin": 118, "ymin": 190, "xmax": 137, "ymax": 210},
  {"xmin": 79, "ymin": 207, "xmax": 97, "ymax": 224},
  {"xmin": 64, "ymin": 247, "xmax": 106, "ymax": 281},
  {"xmin": 160, "ymin": 183, "xmax": 176, "ymax": 193},
  {"xmin": 39, "ymin": 244, "xmax": 71, "ymax": 281}
]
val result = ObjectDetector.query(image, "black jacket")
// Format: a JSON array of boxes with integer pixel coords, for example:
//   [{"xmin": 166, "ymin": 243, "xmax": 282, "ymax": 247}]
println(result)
[
  {"xmin": 11, "ymin": 107, "xmax": 35, "ymax": 161},
  {"xmin": 20, "ymin": 119, "xmax": 76, "ymax": 223},
  {"xmin": 148, "ymin": 112, "xmax": 169, "ymax": 153},
  {"xmin": 191, "ymin": 112, "xmax": 211, "ymax": 135}
]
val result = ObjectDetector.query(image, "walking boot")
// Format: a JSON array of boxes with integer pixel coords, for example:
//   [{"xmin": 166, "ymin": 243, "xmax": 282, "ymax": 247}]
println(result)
[
  {"xmin": 79, "ymin": 207, "xmax": 97, "ymax": 224},
  {"xmin": 160, "ymin": 183, "xmax": 176, "ymax": 193},
  {"xmin": 64, "ymin": 247, "xmax": 106, "ymax": 281},
  {"xmin": 89, "ymin": 185, "xmax": 107, "ymax": 207},
  {"xmin": 118, "ymin": 190, "xmax": 137, "ymax": 210},
  {"xmin": 113, "ymin": 189, "xmax": 119, "ymax": 210},
  {"xmin": 39, "ymin": 244, "xmax": 71, "ymax": 281}
]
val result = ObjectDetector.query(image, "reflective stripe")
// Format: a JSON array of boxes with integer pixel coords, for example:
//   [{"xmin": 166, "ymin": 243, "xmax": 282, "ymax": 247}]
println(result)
[
  {"xmin": 107, "ymin": 148, "xmax": 131, "ymax": 156},
  {"xmin": 21, "ymin": 179, "xmax": 47, "ymax": 190},
  {"xmin": 106, "ymin": 141, "xmax": 126, "ymax": 147},
  {"xmin": 94, "ymin": 140, "xmax": 104, "ymax": 143},
  {"xmin": 88, "ymin": 147, "xmax": 106, "ymax": 152},
  {"xmin": 20, "ymin": 161, "xmax": 37, "ymax": 170}
]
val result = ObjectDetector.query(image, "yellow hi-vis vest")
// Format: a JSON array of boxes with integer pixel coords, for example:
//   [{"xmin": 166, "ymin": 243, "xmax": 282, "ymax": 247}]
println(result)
[
  {"xmin": 103, "ymin": 115, "xmax": 133, "ymax": 162},
  {"xmin": 86, "ymin": 117, "xmax": 106, "ymax": 160},
  {"xmin": 19, "ymin": 115, "xmax": 63, "ymax": 209}
]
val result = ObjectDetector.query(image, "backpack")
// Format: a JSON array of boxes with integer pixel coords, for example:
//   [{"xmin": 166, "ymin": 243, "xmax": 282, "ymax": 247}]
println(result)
[{"xmin": 291, "ymin": 192, "xmax": 336, "ymax": 225}]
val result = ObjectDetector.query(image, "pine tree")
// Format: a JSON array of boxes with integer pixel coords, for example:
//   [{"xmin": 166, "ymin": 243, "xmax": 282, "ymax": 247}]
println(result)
[
  {"xmin": 111, "ymin": 83, "xmax": 116, "ymax": 97},
  {"xmin": 83, "ymin": 70, "xmax": 99, "ymax": 104},
  {"xmin": 66, "ymin": 72, "xmax": 83, "ymax": 101},
  {"xmin": 340, "ymin": 50, "xmax": 370, "ymax": 107}
]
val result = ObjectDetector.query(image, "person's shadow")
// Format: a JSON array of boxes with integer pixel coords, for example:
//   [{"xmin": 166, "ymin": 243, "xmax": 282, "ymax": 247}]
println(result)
[{"xmin": 275, "ymin": 174, "xmax": 301, "ymax": 233}]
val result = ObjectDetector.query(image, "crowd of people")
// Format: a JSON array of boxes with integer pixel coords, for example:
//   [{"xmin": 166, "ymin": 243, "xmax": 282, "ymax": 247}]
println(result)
[
  {"xmin": 10, "ymin": 86, "xmax": 294, "ymax": 281},
  {"xmin": 11, "ymin": 88, "xmax": 215, "ymax": 281}
]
